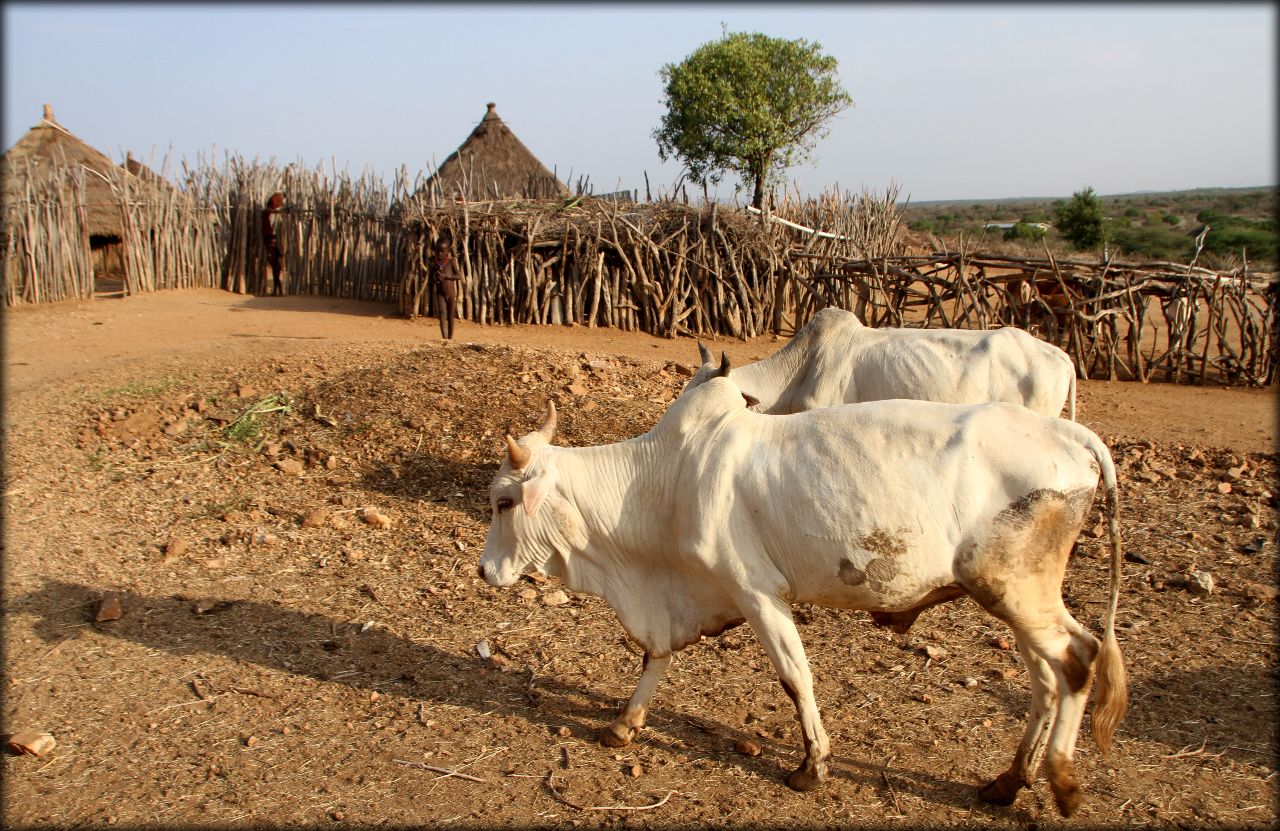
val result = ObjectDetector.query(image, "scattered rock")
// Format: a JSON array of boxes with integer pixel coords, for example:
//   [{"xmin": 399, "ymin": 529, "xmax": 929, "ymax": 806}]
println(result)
[
  {"xmin": 362, "ymin": 508, "xmax": 393, "ymax": 529},
  {"xmin": 556, "ymin": 726, "xmax": 571, "ymax": 737},
  {"xmin": 237, "ymin": 385, "xmax": 257, "ymax": 399},
  {"xmin": 1124, "ymin": 550, "xmax": 1150, "ymax": 565},
  {"xmin": 163, "ymin": 418, "xmax": 189, "ymax": 437},
  {"xmin": 275, "ymin": 459, "xmax": 305, "ymax": 476},
  {"xmin": 95, "ymin": 592, "xmax": 123, "ymax": 622},
  {"xmin": 8, "ymin": 731, "xmax": 56, "ymax": 756},
  {"xmin": 1239, "ymin": 581, "xmax": 1278, "ymax": 604},
  {"xmin": 301, "ymin": 507, "xmax": 331, "ymax": 528},
  {"xmin": 487, "ymin": 654, "xmax": 512, "ymax": 669},
  {"xmin": 961, "ymin": 676, "xmax": 979, "ymax": 688},
  {"xmin": 990, "ymin": 637, "xmax": 1012, "ymax": 651},
  {"xmin": 192, "ymin": 599, "xmax": 230, "ymax": 614},
  {"xmin": 988, "ymin": 667, "xmax": 1020, "ymax": 680},
  {"xmin": 1216, "ymin": 482, "xmax": 1233, "ymax": 495},
  {"xmin": 1240, "ymin": 537, "xmax": 1267, "ymax": 555},
  {"xmin": 924, "ymin": 645, "xmax": 949, "ymax": 661},
  {"xmin": 263, "ymin": 442, "xmax": 283, "ymax": 457},
  {"xmin": 164, "ymin": 534, "xmax": 188, "ymax": 561},
  {"xmin": 566, "ymin": 382, "xmax": 589, "ymax": 397},
  {"xmin": 517, "ymin": 588, "xmax": 538, "ymax": 601},
  {"xmin": 476, "ymin": 639, "xmax": 492, "ymax": 660},
  {"xmin": 542, "ymin": 590, "xmax": 569, "ymax": 607},
  {"xmin": 734, "ymin": 739, "xmax": 762, "ymax": 757},
  {"xmin": 1186, "ymin": 570, "xmax": 1215, "ymax": 596},
  {"xmin": 243, "ymin": 735, "xmax": 258, "ymax": 748},
  {"xmin": 628, "ymin": 764, "xmax": 643, "ymax": 778},
  {"xmin": 325, "ymin": 455, "xmax": 338, "ymax": 470}
]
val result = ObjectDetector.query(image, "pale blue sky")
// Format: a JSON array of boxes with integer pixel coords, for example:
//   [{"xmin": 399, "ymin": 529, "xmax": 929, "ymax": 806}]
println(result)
[{"xmin": 4, "ymin": 3, "xmax": 1274, "ymax": 202}]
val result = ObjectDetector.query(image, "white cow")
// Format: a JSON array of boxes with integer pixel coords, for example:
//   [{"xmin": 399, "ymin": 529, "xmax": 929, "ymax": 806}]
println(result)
[
  {"xmin": 479, "ymin": 360, "xmax": 1126, "ymax": 817},
  {"xmin": 685, "ymin": 307, "xmax": 1077, "ymax": 419}
]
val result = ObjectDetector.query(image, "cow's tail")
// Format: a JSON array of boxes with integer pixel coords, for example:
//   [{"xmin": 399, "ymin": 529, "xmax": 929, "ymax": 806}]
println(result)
[{"xmin": 1084, "ymin": 435, "xmax": 1127, "ymax": 754}]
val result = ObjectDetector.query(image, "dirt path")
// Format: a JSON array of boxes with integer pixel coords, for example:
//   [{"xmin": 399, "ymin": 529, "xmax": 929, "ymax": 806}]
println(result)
[{"xmin": 4, "ymin": 288, "xmax": 1275, "ymax": 452}]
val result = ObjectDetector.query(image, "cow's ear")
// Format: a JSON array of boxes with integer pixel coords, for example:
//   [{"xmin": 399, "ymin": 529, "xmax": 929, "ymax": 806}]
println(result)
[
  {"xmin": 521, "ymin": 468, "xmax": 557, "ymax": 515},
  {"xmin": 742, "ymin": 392, "xmax": 760, "ymax": 408}
]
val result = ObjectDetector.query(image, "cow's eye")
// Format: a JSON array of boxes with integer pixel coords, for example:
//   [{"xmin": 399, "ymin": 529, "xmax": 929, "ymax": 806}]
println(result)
[{"xmin": 495, "ymin": 496, "xmax": 514, "ymax": 513}]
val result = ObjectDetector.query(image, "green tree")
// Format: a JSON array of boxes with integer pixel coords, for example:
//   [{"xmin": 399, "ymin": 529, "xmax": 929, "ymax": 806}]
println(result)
[
  {"xmin": 654, "ymin": 30, "xmax": 852, "ymax": 209},
  {"xmin": 1054, "ymin": 187, "xmax": 1108, "ymax": 249}
]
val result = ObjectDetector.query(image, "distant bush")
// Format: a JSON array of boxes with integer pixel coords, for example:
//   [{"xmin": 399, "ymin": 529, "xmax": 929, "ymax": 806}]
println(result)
[
  {"xmin": 1110, "ymin": 225, "xmax": 1195, "ymax": 262},
  {"xmin": 1054, "ymin": 187, "xmax": 1107, "ymax": 249},
  {"xmin": 1004, "ymin": 221, "xmax": 1047, "ymax": 241},
  {"xmin": 1162, "ymin": 213, "xmax": 1180, "ymax": 226}
]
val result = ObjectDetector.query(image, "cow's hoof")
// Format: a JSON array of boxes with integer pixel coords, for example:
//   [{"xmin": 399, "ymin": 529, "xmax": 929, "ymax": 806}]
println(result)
[
  {"xmin": 978, "ymin": 772, "xmax": 1024, "ymax": 806},
  {"xmin": 598, "ymin": 723, "xmax": 635, "ymax": 748},
  {"xmin": 1049, "ymin": 778, "xmax": 1082, "ymax": 817},
  {"xmin": 785, "ymin": 766, "xmax": 826, "ymax": 792}
]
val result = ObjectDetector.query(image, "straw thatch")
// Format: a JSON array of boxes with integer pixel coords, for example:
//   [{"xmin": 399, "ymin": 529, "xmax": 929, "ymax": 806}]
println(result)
[
  {"xmin": 1, "ymin": 104, "xmax": 139, "ymax": 238},
  {"xmin": 421, "ymin": 103, "xmax": 569, "ymax": 202}
]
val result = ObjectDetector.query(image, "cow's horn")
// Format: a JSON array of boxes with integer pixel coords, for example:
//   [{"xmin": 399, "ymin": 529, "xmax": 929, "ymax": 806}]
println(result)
[
  {"xmin": 538, "ymin": 399, "xmax": 557, "ymax": 441},
  {"xmin": 697, "ymin": 341, "xmax": 713, "ymax": 365},
  {"xmin": 717, "ymin": 351, "xmax": 731, "ymax": 378},
  {"xmin": 506, "ymin": 434, "xmax": 531, "ymax": 469}
]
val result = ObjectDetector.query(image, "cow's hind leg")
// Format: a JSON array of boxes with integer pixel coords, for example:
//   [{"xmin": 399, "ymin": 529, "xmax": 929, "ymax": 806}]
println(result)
[
  {"xmin": 979, "ymin": 641, "xmax": 1057, "ymax": 805},
  {"xmin": 736, "ymin": 592, "xmax": 830, "ymax": 791},
  {"xmin": 964, "ymin": 487, "xmax": 1101, "ymax": 817},
  {"xmin": 600, "ymin": 652, "xmax": 671, "ymax": 747}
]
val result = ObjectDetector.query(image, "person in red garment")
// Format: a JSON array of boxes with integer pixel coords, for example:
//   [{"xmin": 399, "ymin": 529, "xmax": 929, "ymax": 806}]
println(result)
[{"xmin": 260, "ymin": 192, "xmax": 286, "ymax": 295}]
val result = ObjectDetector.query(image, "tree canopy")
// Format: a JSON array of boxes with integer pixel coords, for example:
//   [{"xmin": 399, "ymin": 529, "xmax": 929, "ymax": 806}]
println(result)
[
  {"xmin": 1054, "ymin": 187, "xmax": 1108, "ymax": 249},
  {"xmin": 654, "ymin": 30, "xmax": 852, "ymax": 209}
]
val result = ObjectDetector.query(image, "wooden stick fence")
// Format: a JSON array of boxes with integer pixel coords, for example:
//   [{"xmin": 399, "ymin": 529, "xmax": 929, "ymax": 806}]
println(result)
[{"xmin": 4, "ymin": 157, "xmax": 1274, "ymax": 387}]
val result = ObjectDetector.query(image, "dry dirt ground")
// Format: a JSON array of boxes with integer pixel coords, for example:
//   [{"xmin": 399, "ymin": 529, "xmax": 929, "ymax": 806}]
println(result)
[{"xmin": 3, "ymin": 288, "xmax": 1277, "ymax": 829}]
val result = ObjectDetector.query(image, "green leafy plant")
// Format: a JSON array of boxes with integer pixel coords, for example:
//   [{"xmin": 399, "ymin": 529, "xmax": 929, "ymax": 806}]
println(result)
[
  {"xmin": 654, "ymin": 29, "xmax": 852, "ymax": 208},
  {"xmin": 223, "ymin": 393, "xmax": 292, "ymax": 446},
  {"xmin": 1053, "ymin": 187, "xmax": 1108, "ymax": 249}
]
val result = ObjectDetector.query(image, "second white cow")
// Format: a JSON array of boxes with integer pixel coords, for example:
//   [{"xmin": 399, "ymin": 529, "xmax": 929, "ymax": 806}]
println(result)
[
  {"xmin": 686, "ymin": 307, "xmax": 1077, "ymax": 419},
  {"xmin": 479, "ymin": 359, "xmax": 1125, "ymax": 816}
]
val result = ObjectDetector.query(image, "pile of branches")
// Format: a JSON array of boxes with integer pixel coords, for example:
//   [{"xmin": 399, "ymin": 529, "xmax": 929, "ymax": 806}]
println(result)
[
  {"xmin": 820, "ymin": 244, "xmax": 1277, "ymax": 385},
  {"xmin": 395, "ymin": 182, "xmax": 905, "ymax": 339}
]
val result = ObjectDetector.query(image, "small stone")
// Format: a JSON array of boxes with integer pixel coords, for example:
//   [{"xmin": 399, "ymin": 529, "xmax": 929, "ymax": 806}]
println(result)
[
  {"xmin": 1240, "ymin": 581, "xmax": 1278, "ymax": 604},
  {"xmin": 361, "ymin": 508, "xmax": 393, "ymax": 529},
  {"xmin": 924, "ymin": 645, "xmax": 948, "ymax": 660},
  {"xmin": 1217, "ymin": 482, "xmax": 1233, "ymax": 494},
  {"xmin": 1124, "ymin": 550, "xmax": 1150, "ymax": 565},
  {"xmin": 95, "ymin": 592, "xmax": 123, "ymax": 622},
  {"xmin": 961, "ymin": 676, "xmax": 979, "ymax": 688},
  {"xmin": 302, "ymin": 508, "xmax": 330, "ymax": 528},
  {"xmin": 1187, "ymin": 571, "xmax": 1215, "ymax": 596},
  {"xmin": 542, "ymin": 590, "xmax": 569, "ymax": 607},
  {"xmin": 163, "ymin": 418, "xmax": 189, "ymax": 436},
  {"xmin": 7, "ymin": 731, "xmax": 56, "ymax": 756},
  {"xmin": 205, "ymin": 556, "xmax": 228, "ymax": 569},
  {"xmin": 628, "ymin": 764, "xmax": 643, "ymax": 777},
  {"xmin": 476, "ymin": 639, "xmax": 491, "ymax": 659},
  {"xmin": 244, "ymin": 735, "xmax": 258, "ymax": 748},
  {"xmin": 263, "ymin": 442, "xmax": 282, "ymax": 457},
  {"xmin": 517, "ymin": 588, "xmax": 538, "ymax": 601},
  {"xmin": 275, "ymin": 459, "xmax": 305, "ymax": 476},
  {"xmin": 325, "ymin": 455, "xmax": 338, "ymax": 470},
  {"xmin": 193, "ymin": 599, "xmax": 220, "ymax": 614},
  {"xmin": 556, "ymin": 726, "xmax": 571, "ymax": 737},
  {"xmin": 237, "ymin": 385, "xmax": 257, "ymax": 399},
  {"xmin": 488, "ymin": 654, "xmax": 511, "ymax": 668},
  {"xmin": 734, "ymin": 739, "xmax": 762, "ymax": 757},
  {"xmin": 164, "ymin": 535, "xmax": 188, "ymax": 560},
  {"xmin": 567, "ymin": 382, "xmax": 589, "ymax": 396},
  {"xmin": 990, "ymin": 637, "xmax": 1012, "ymax": 651}
]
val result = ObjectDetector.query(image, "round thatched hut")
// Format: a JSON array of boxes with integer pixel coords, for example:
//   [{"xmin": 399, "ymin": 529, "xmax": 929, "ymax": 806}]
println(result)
[
  {"xmin": 422, "ymin": 103, "xmax": 569, "ymax": 202},
  {"xmin": 1, "ymin": 104, "xmax": 156, "ymax": 290}
]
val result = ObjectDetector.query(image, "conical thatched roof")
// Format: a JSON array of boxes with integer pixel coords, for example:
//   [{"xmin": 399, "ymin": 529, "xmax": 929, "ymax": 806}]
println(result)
[
  {"xmin": 1, "ymin": 104, "xmax": 140, "ymax": 237},
  {"xmin": 423, "ymin": 103, "xmax": 569, "ymax": 201}
]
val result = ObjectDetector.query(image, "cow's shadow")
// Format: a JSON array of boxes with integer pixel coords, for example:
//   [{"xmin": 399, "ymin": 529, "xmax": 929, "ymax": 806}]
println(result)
[{"xmin": 14, "ymin": 579, "xmax": 1040, "ymax": 821}]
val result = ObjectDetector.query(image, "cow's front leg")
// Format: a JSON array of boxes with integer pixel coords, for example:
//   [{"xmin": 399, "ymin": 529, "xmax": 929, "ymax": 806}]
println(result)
[
  {"xmin": 738, "ymin": 592, "xmax": 830, "ymax": 791},
  {"xmin": 600, "ymin": 652, "xmax": 671, "ymax": 747}
]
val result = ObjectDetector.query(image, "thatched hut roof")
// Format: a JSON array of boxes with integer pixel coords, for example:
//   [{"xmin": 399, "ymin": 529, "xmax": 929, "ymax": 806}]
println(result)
[
  {"xmin": 123, "ymin": 151, "xmax": 173, "ymax": 192},
  {"xmin": 1, "ymin": 104, "xmax": 141, "ymax": 237},
  {"xmin": 422, "ymin": 103, "xmax": 569, "ymax": 201}
]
